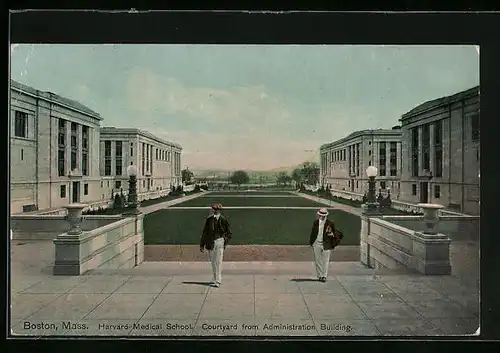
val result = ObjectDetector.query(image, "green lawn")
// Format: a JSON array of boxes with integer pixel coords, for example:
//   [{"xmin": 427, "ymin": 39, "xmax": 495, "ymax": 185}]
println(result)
[
  {"xmin": 207, "ymin": 191, "xmax": 295, "ymax": 196},
  {"xmin": 144, "ymin": 209, "xmax": 361, "ymax": 246},
  {"xmin": 174, "ymin": 195, "xmax": 328, "ymax": 208}
]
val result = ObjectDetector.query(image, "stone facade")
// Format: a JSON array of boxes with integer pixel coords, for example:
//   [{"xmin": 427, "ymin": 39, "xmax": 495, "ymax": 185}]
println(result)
[
  {"xmin": 320, "ymin": 129, "xmax": 402, "ymax": 196},
  {"xmin": 10, "ymin": 80, "xmax": 102, "ymax": 214},
  {"xmin": 399, "ymin": 86, "xmax": 480, "ymax": 215},
  {"xmin": 99, "ymin": 127, "xmax": 182, "ymax": 200}
]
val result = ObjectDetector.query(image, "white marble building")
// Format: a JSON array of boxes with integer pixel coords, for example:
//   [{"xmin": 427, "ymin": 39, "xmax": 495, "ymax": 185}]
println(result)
[
  {"xmin": 99, "ymin": 127, "xmax": 182, "ymax": 200},
  {"xmin": 399, "ymin": 86, "xmax": 480, "ymax": 215},
  {"xmin": 10, "ymin": 80, "xmax": 102, "ymax": 214},
  {"xmin": 320, "ymin": 128, "xmax": 403, "ymax": 196}
]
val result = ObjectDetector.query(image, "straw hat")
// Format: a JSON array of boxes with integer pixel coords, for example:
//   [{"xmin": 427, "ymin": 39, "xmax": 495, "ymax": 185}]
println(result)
[{"xmin": 317, "ymin": 208, "xmax": 329, "ymax": 216}]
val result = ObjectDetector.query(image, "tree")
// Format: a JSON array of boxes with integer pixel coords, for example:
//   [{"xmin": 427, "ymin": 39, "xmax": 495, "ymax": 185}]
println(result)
[
  {"xmin": 291, "ymin": 168, "xmax": 303, "ymax": 184},
  {"xmin": 276, "ymin": 172, "xmax": 287, "ymax": 186},
  {"xmin": 181, "ymin": 168, "xmax": 194, "ymax": 184},
  {"xmin": 301, "ymin": 161, "xmax": 320, "ymax": 185},
  {"xmin": 230, "ymin": 170, "xmax": 250, "ymax": 186}
]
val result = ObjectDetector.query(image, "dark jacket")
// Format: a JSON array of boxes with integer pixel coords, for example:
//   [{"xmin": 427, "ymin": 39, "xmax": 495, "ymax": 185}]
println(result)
[
  {"xmin": 200, "ymin": 215, "xmax": 232, "ymax": 250},
  {"xmin": 309, "ymin": 219, "xmax": 343, "ymax": 250}
]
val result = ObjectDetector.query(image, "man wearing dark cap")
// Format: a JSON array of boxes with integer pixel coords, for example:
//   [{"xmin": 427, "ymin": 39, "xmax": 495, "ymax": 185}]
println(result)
[
  {"xmin": 309, "ymin": 208, "xmax": 342, "ymax": 282},
  {"xmin": 200, "ymin": 203, "xmax": 232, "ymax": 287}
]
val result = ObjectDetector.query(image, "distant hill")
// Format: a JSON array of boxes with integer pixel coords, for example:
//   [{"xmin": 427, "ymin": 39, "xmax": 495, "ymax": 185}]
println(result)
[{"xmin": 191, "ymin": 161, "xmax": 320, "ymax": 179}]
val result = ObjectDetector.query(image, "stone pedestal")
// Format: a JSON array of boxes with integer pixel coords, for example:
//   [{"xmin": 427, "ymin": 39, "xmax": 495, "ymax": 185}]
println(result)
[
  {"xmin": 413, "ymin": 231, "xmax": 452, "ymax": 275},
  {"xmin": 65, "ymin": 203, "xmax": 87, "ymax": 235}
]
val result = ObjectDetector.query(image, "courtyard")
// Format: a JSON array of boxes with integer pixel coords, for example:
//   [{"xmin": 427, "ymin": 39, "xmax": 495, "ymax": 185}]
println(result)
[{"xmin": 143, "ymin": 190, "xmax": 361, "ymax": 261}]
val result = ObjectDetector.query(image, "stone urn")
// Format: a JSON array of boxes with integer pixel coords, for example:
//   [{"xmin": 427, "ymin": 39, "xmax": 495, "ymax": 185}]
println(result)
[
  {"xmin": 64, "ymin": 203, "xmax": 88, "ymax": 235},
  {"xmin": 417, "ymin": 203, "xmax": 445, "ymax": 235}
]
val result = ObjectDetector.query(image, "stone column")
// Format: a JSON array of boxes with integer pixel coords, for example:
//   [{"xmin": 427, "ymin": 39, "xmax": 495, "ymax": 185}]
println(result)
[
  {"xmin": 418, "ymin": 125, "xmax": 423, "ymax": 176},
  {"xmin": 111, "ymin": 141, "xmax": 116, "ymax": 181},
  {"xmin": 78, "ymin": 124, "xmax": 83, "ymax": 172},
  {"xmin": 429, "ymin": 123, "xmax": 436, "ymax": 176},
  {"xmin": 386, "ymin": 141, "xmax": 390, "ymax": 178},
  {"xmin": 396, "ymin": 142, "xmax": 402, "ymax": 178},
  {"xmin": 66, "ymin": 124, "xmax": 72, "ymax": 174}
]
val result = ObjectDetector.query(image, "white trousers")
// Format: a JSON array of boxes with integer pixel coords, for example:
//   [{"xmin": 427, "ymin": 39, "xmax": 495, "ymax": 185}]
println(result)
[
  {"xmin": 207, "ymin": 237, "xmax": 225, "ymax": 284},
  {"xmin": 313, "ymin": 242, "xmax": 331, "ymax": 278}
]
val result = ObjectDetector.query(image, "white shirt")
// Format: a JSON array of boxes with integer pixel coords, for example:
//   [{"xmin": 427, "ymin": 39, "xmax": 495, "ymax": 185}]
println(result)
[
  {"xmin": 214, "ymin": 214, "xmax": 220, "ymax": 220},
  {"xmin": 315, "ymin": 218, "xmax": 326, "ymax": 244}
]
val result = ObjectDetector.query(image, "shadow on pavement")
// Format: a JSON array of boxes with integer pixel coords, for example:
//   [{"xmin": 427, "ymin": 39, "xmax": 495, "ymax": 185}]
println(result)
[
  {"xmin": 182, "ymin": 281, "xmax": 213, "ymax": 286},
  {"xmin": 290, "ymin": 278, "xmax": 318, "ymax": 282}
]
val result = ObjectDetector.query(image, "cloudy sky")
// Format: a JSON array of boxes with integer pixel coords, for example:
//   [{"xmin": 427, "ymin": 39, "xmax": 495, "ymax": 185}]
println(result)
[{"xmin": 10, "ymin": 44, "xmax": 479, "ymax": 171}]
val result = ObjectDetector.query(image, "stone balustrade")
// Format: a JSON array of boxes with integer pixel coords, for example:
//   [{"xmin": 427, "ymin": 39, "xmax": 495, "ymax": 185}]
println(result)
[{"xmin": 53, "ymin": 207, "xmax": 144, "ymax": 275}]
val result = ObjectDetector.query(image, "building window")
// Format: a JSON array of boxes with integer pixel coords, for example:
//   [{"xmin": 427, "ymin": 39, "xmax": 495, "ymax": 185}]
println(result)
[
  {"xmin": 82, "ymin": 125, "xmax": 89, "ymax": 150},
  {"xmin": 368, "ymin": 150, "xmax": 371, "ymax": 156},
  {"xmin": 20, "ymin": 149, "xmax": 23, "ymax": 161},
  {"xmin": 107, "ymin": 180, "xmax": 109, "ymax": 187},
  {"xmin": 398, "ymin": 182, "xmax": 400, "ymax": 189},
  {"xmin": 356, "ymin": 181, "xmax": 359, "ymax": 188},
  {"xmin": 434, "ymin": 185, "xmax": 441, "ymax": 199},
  {"xmin": 82, "ymin": 153, "xmax": 88, "ymax": 176},
  {"xmin": 104, "ymin": 140, "xmax": 112, "ymax": 176},
  {"xmin": 84, "ymin": 183, "xmax": 89, "ymax": 195},
  {"xmin": 14, "ymin": 111, "xmax": 28, "ymax": 138},
  {"xmin": 471, "ymin": 113, "xmax": 479, "ymax": 142},
  {"xmin": 156, "ymin": 148, "xmax": 158, "ymax": 160},
  {"xmin": 58, "ymin": 119, "xmax": 66, "ymax": 146},
  {"xmin": 368, "ymin": 160, "xmax": 371, "ymax": 166},
  {"xmin": 368, "ymin": 141, "xmax": 371, "ymax": 145},
  {"xmin": 115, "ymin": 180, "xmax": 121, "ymax": 189},
  {"xmin": 411, "ymin": 127, "xmax": 419, "ymax": 177},
  {"xmin": 60, "ymin": 185, "xmax": 66, "ymax": 198},
  {"xmin": 380, "ymin": 181, "xmax": 386, "ymax": 189},
  {"xmin": 390, "ymin": 142, "xmax": 397, "ymax": 176},
  {"xmin": 379, "ymin": 142, "xmax": 386, "ymax": 177},
  {"xmin": 143, "ymin": 180, "xmax": 146, "ymax": 188},
  {"xmin": 115, "ymin": 141, "xmax": 123, "ymax": 176},
  {"xmin": 412, "ymin": 184, "xmax": 417, "ymax": 196},
  {"xmin": 422, "ymin": 124, "xmax": 430, "ymax": 171},
  {"xmin": 348, "ymin": 180, "xmax": 350, "ymax": 187},
  {"xmin": 58, "ymin": 149, "xmax": 65, "ymax": 176},
  {"xmin": 100, "ymin": 181, "xmax": 103, "ymax": 188},
  {"xmin": 434, "ymin": 120, "xmax": 443, "ymax": 178}
]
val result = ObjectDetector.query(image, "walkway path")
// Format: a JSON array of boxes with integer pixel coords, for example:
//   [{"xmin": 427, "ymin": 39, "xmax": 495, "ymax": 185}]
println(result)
[
  {"xmin": 140, "ymin": 192, "xmax": 207, "ymax": 215},
  {"xmin": 294, "ymin": 192, "xmax": 362, "ymax": 216}
]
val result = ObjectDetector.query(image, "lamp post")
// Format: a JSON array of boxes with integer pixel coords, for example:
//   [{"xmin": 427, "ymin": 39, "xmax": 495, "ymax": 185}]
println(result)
[
  {"xmin": 126, "ymin": 163, "xmax": 140, "ymax": 215},
  {"xmin": 364, "ymin": 165, "xmax": 379, "ymax": 214}
]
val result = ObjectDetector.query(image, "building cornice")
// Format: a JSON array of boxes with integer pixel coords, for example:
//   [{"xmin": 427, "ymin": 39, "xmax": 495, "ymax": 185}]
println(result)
[
  {"xmin": 10, "ymin": 80, "xmax": 102, "ymax": 121},
  {"xmin": 100, "ymin": 127, "xmax": 182, "ymax": 150},
  {"xmin": 320, "ymin": 129, "xmax": 402, "ymax": 151},
  {"xmin": 400, "ymin": 86, "xmax": 479, "ymax": 122}
]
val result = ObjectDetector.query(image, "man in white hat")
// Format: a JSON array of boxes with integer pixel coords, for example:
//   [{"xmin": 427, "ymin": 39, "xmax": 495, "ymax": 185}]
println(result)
[
  {"xmin": 200, "ymin": 203, "xmax": 232, "ymax": 287},
  {"xmin": 308, "ymin": 207, "xmax": 342, "ymax": 282}
]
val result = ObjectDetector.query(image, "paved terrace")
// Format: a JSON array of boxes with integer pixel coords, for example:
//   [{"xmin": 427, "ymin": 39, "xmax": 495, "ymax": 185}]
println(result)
[{"xmin": 11, "ymin": 241, "xmax": 479, "ymax": 337}]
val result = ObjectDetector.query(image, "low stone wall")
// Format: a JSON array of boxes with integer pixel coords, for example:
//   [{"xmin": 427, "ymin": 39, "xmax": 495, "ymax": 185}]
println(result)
[
  {"xmin": 53, "ymin": 213, "xmax": 145, "ymax": 275},
  {"xmin": 10, "ymin": 214, "xmax": 122, "ymax": 240},
  {"xmin": 330, "ymin": 189, "xmax": 364, "ymax": 202},
  {"xmin": 360, "ymin": 212, "xmax": 452, "ymax": 275},
  {"xmin": 385, "ymin": 215, "xmax": 479, "ymax": 243},
  {"xmin": 329, "ymin": 189, "xmax": 471, "ymax": 216}
]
